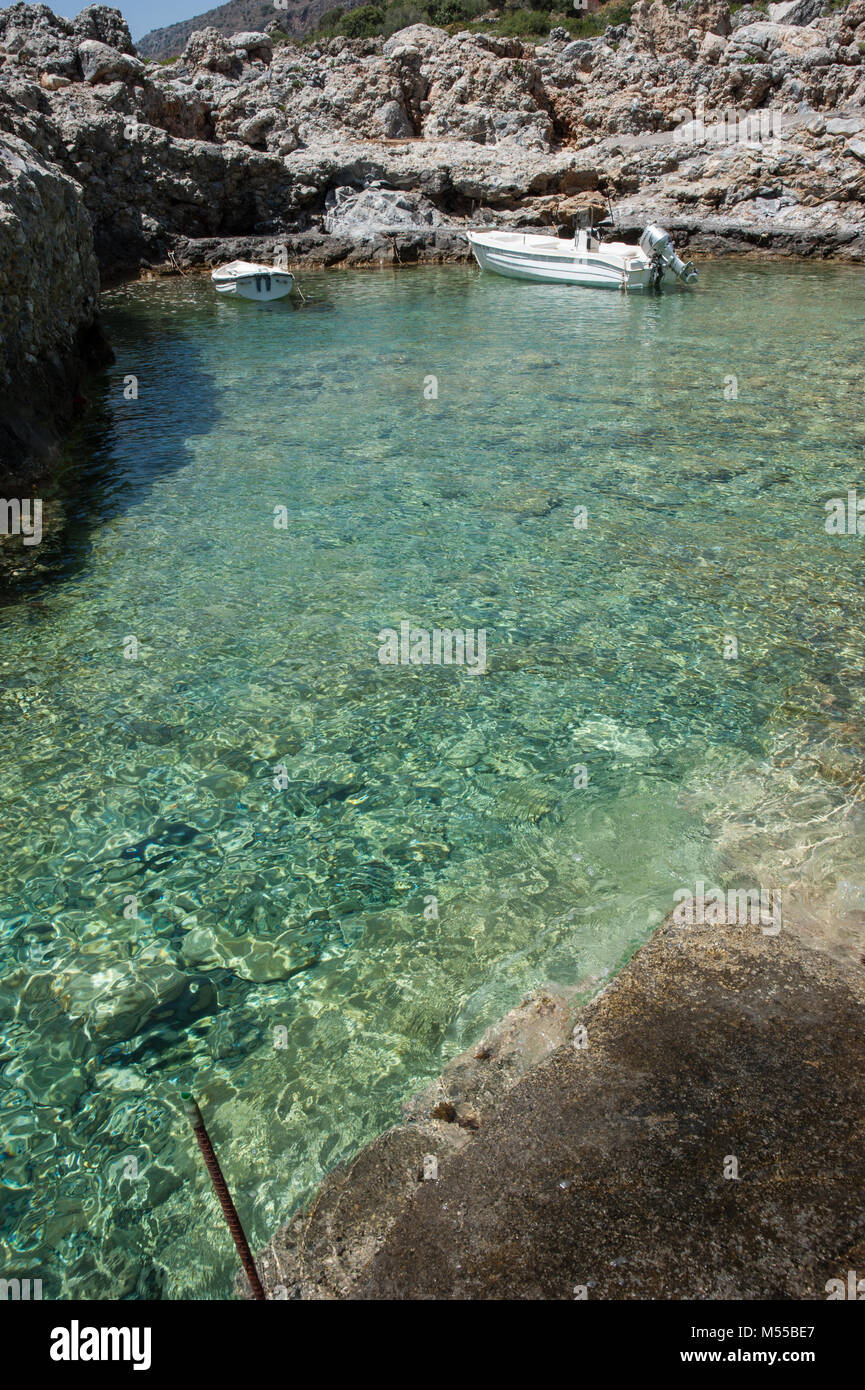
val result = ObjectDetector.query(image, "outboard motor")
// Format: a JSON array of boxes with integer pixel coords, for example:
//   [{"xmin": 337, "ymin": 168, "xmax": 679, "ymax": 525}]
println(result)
[{"xmin": 639, "ymin": 224, "xmax": 698, "ymax": 287}]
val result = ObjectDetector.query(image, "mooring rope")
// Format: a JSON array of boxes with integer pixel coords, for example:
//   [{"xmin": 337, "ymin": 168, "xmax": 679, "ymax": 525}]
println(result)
[{"xmin": 182, "ymin": 1092, "xmax": 267, "ymax": 1300}]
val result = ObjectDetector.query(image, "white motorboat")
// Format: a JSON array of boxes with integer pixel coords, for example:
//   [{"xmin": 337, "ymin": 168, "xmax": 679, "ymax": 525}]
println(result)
[
  {"xmin": 210, "ymin": 260, "xmax": 294, "ymax": 301},
  {"xmin": 466, "ymin": 224, "xmax": 698, "ymax": 292}
]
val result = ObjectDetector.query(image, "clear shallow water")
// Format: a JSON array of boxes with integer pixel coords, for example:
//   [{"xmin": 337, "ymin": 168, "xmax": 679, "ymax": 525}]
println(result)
[{"xmin": 2, "ymin": 261, "xmax": 865, "ymax": 1298}]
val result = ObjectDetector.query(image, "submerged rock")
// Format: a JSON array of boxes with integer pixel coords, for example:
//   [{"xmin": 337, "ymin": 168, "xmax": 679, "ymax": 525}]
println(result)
[
  {"xmin": 180, "ymin": 922, "xmax": 318, "ymax": 982},
  {"xmin": 51, "ymin": 945, "xmax": 188, "ymax": 1043},
  {"xmin": 242, "ymin": 915, "xmax": 865, "ymax": 1299}
]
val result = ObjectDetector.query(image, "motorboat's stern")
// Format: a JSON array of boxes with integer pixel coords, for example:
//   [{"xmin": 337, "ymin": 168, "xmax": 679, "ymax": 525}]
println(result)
[
  {"xmin": 639, "ymin": 225, "xmax": 699, "ymax": 286},
  {"xmin": 466, "ymin": 223, "xmax": 697, "ymax": 292}
]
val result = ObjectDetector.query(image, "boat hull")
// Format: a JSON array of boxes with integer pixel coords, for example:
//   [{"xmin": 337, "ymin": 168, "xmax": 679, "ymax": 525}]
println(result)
[
  {"xmin": 467, "ymin": 232, "xmax": 657, "ymax": 291},
  {"xmin": 213, "ymin": 271, "xmax": 294, "ymax": 301}
]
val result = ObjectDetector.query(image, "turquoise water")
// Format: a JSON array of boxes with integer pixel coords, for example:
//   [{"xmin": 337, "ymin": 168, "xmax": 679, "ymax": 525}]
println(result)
[{"xmin": 2, "ymin": 262, "xmax": 865, "ymax": 1298}]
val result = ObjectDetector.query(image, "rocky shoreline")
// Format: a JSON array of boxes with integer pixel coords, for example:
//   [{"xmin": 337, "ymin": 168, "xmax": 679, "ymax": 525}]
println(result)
[
  {"xmin": 241, "ymin": 910, "xmax": 865, "ymax": 1300},
  {"xmin": 2, "ymin": 1, "xmax": 865, "ymax": 482}
]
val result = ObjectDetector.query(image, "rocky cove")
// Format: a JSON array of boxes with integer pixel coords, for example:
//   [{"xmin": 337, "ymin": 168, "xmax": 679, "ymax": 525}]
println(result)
[
  {"xmin": 0, "ymin": 260, "xmax": 862, "ymax": 1300},
  {"xmin": 2, "ymin": 2, "xmax": 865, "ymax": 1311},
  {"xmin": 2, "ymin": 0, "xmax": 865, "ymax": 483}
]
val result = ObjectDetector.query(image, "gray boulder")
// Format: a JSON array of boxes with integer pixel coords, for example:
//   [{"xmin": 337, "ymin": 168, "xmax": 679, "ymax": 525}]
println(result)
[
  {"xmin": 731, "ymin": 6, "xmax": 771, "ymax": 28},
  {"xmin": 71, "ymin": 4, "xmax": 136, "ymax": 54},
  {"xmin": 324, "ymin": 184, "xmax": 445, "ymax": 237},
  {"xmin": 181, "ymin": 26, "xmax": 240, "ymax": 75},
  {"xmin": 228, "ymin": 31, "xmax": 273, "ymax": 62},
  {"xmin": 767, "ymin": 0, "xmax": 825, "ymax": 24},
  {"xmin": 561, "ymin": 39, "xmax": 597, "ymax": 70},
  {"xmin": 236, "ymin": 107, "xmax": 281, "ymax": 148},
  {"xmin": 77, "ymin": 38, "xmax": 143, "ymax": 85},
  {"xmin": 382, "ymin": 24, "xmax": 449, "ymax": 57},
  {"xmin": 729, "ymin": 21, "xmax": 786, "ymax": 55},
  {"xmin": 376, "ymin": 99, "xmax": 414, "ymax": 138}
]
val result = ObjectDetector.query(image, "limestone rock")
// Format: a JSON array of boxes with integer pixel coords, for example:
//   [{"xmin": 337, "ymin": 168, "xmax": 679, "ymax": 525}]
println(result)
[
  {"xmin": 729, "ymin": 21, "xmax": 787, "ymax": 56},
  {"xmin": 382, "ymin": 24, "xmax": 449, "ymax": 57},
  {"xmin": 731, "ymin": 6, "xmax": 770, "ymax": 28},
  {"xmin": 377, "ymin": 98, "xmax": 414, "ymax": 138},
  {"xmin": 768, "ymin": 0, "xmax": 825, "ymax": 24},
  {"xmin": 228, "ymin": 31, "xmax": 273, "ymax": 63},
  {"xmin": 826, "ymin": 115, "xmax": 864, "ymax": 133},
  {"xmin": 0, "ymin": 129, "xmax": 102, "ymax": 487},
  {"xmin": 77, "ymin": 38, "xmax": 143, "ymax": 85},
  {"xmin": 561, "ymin": 38, "xmax": 598, "ymax": 69},
  {"xmin": 323, "ymin": 183, "xmax": 445, "ymax": 236},
  {"xmin": 0, "ymin": 2, "xmax": 80, "ymax": 77},
  {"xmin": 701, "ymin": 29, "xmax": 728, "ymax": 59},
  {"xmin": 71, "ymin": 4, "xmax": 136, "ymax": 54},
  {"xmin": 181, "ymin": 26, "xmax": 240, "ymax": 75}
]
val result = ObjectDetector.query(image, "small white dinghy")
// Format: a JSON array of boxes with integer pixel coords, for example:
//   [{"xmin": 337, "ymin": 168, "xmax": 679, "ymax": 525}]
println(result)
[
  {"xmin": 211, "ymin": 260, "xmax": 294, "ymax": 301},
  {"xmin": 466, "ymin": 224, "xmax": 697, "ymax": 292}
]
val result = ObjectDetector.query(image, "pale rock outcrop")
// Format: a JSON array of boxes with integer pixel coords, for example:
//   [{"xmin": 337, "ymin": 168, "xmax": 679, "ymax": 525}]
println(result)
[
  {"xmin": 180, "ymin": 26, "xmax": 241, "ymax": 76},
  {"xmin": 382, "ymin": 24, "xmax": 449, "ymax": 57},
  {"xmin": 70, "ymin": 3, "xmax": 136, "ymax": 53},
  {"xmin": 228, "ymin": 31, "xmax": 273, "ymax": 63},
  {"xmin": 0, "ymin": 2, "xmax": 135, "ymax": 79},
  {"xmin": 727, "ymin": 21, "xmax": 787, "ymax": 57},
  {"xmin": 77, "ymin": 38, "xmax": 143, "ymax": 85},
  {"xmin": 768, "ymin": 0, "xmax": 825, "ymax": 24},
  {"xmin": 323, "ymin": 183, "xmax": 445, "ymax": 236},
  {"xmin": 700, "ymin": 29, "xmax": 728, "ymax": 60},
  {"xmin": 377, "ymin": 98, "xmax": 414, "ymax": 138}
]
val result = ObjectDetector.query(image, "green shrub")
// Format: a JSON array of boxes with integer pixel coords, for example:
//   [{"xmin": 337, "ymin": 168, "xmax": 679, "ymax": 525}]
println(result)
[
  {"xmin": 309, "ymin": 0, "xmax": 629, "ymax": 43},
  {"xmin": 497, "ymin": 8, "xmax": 555, "ymax": 35},
  {"xmin": 568, "ymin": 0, "xmax": 632, "ymax": 37},
  {"xmin": 601, "ymin": 0, "xmax": 633, "ymax": 22},
  {"xmin": 317, "ymin": 6, "xmax": 346, "ymax": 31},
  {"xmin": 429, "ymin": 0, "xmax": 469, "ymax": 21},
  {"xmin": 383, "ymin": 4, "xmax": 429, "ymax": 34},
  {"xmin": 340, "ymin": 4, "xmax": 386, "ymax": 34}
]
